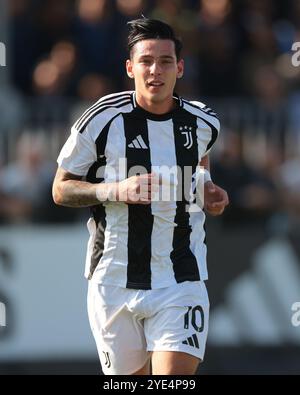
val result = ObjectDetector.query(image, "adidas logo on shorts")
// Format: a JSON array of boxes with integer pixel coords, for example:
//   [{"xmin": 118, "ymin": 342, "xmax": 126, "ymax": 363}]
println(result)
[{"xmin": 182, "ymin": 333, "xmax": 199, "ymax": 349}]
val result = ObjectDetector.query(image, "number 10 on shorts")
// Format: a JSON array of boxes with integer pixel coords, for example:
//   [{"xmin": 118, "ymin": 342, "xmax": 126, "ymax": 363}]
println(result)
[{"xmin": 184, "ymin": 306, "xmax": 204, "ymax": 332}]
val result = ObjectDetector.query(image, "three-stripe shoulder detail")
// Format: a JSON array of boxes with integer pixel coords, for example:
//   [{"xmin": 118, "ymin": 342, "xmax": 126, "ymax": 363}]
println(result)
[
  {"xmin": 75, "ymin": 93, "xmax": 132, "ymax": 133},
  {"xmin": 182, "ymin": 99, "xmax": 219, "ymax": 121},
  {"xmin": 182, "ymin": 99, "xmax": 219, "ymax": 153}
]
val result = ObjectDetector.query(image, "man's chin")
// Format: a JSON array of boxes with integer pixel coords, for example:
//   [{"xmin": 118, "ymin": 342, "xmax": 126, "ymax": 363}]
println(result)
[{"xmin": 147, "ymin": 92, "xmax": 167, "ymax": 103}]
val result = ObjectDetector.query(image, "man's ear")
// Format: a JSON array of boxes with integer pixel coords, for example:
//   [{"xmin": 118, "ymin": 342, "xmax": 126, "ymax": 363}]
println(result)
[
  {"xmin": 126, "ymin": 59, "xmax": 134, "ymax": 79},
  {"xmin": 177, "ymin": 59, "xmax": 184, "ymax": 79}
]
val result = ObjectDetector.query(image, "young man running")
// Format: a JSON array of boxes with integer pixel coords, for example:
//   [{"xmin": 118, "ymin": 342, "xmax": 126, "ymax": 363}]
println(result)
[{"xmin": 53, "ymin": 18, "xmax": 229, "ymax": 375}]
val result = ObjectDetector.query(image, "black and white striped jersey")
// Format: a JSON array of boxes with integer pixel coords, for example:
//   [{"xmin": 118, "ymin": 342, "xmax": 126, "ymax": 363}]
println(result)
[{"xmin": 57, "ymin": 91, "xmax": 220, "ymax": 289}]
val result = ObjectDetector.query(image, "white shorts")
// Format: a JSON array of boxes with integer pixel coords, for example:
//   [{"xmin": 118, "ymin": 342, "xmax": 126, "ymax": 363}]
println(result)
[{"xmin": 87, "ymin": 280, "xmax": 210, "ymax": 375}]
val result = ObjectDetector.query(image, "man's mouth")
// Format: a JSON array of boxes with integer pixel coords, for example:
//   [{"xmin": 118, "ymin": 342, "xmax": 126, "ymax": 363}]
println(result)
[{"xmin": 147, "ymin": 81, "xmax": 164, "ymax": 87}]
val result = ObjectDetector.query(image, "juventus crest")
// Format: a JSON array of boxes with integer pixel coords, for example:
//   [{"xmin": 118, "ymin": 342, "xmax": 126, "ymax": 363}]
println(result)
[
  {"xmin": 179, "ymin": 126, "xmax": 193, "ymax": 149},
  {"xmin": 102, "ymin": 351, "xmax": 111, "ymax": 368}
]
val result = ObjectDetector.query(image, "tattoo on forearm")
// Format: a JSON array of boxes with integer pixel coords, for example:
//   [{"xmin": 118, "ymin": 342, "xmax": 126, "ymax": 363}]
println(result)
[{"xmin": 59, "ymin": 180, "xmax": 99, "ymax": 207}]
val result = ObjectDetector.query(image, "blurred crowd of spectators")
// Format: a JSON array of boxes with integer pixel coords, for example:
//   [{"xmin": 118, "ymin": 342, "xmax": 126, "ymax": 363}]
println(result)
[
  {"xmin": 0, "ymin": 0, "xmax": 300, "ymax": 226},
  {"xmin": 5, "ymin": 0, "xmax": 300, "ymax": 99}
]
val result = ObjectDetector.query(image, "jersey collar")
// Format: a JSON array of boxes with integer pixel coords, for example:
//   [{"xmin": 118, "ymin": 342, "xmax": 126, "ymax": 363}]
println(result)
[{"xmin": 131, "ymin": 91, "xmax": 183, "ymax": 121}]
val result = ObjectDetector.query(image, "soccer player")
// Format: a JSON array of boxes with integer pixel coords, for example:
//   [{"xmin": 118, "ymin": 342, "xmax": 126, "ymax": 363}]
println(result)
[{"xmin": 52, "ymin": 18, "xmax": 229, "ymax": 375}]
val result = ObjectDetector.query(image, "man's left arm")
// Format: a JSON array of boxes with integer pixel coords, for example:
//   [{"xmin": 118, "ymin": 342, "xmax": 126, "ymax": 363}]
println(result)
[{"xmin": 199, "ymin": 155, "xmax": 229, "ymax": 216}]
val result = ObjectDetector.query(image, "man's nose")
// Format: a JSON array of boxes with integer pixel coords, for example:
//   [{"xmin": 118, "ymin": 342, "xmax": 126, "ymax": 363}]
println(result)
[{"xmin": 150, "ymin": 62, "xmax": 162, "ymax": 75}]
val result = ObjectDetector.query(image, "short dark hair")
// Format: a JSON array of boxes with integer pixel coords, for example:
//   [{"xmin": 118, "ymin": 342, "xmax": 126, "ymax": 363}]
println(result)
[{"xmin": 127, "ymin": 18, "xmax": 182, "ymax": 60}]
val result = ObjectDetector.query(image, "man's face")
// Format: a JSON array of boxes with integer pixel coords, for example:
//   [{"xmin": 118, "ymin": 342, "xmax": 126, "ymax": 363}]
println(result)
[{"xmin": 126, "ymin": 39, "xmax": 184, "ymax": 108}]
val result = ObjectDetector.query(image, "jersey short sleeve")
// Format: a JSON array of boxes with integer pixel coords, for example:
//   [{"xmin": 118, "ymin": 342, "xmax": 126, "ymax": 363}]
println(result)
[
  {"xmin": 57, "ymin": 124, "xmax": 97, "ymax": 176},
  {"xmin": 182, "ymin": 99, "xmax": 220, "ymax": 157}
]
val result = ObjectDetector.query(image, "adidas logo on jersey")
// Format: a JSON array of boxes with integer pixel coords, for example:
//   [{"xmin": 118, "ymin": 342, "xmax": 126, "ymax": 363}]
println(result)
[
  {"xmin": 128, "ymin": 135, "xmax": 148, "ymax": 149},
  {"xmin": 182, "ymin": 333, "xmax": 199, "ymax": 349}
]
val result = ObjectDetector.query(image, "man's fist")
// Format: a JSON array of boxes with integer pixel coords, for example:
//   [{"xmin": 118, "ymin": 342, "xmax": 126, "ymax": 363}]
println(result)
[
  {"xmin": 204, "ymin": 181, "xmax": 229, "ymax": 216},
  {"xmin": 117, "ymin": 173, "xmax": 159, "ymax": 204}
]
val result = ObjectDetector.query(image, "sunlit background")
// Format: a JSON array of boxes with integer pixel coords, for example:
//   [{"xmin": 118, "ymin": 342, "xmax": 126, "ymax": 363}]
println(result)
[{"xmin": 0, "ymin": 0, "xmax": 300, "ymax": 375}]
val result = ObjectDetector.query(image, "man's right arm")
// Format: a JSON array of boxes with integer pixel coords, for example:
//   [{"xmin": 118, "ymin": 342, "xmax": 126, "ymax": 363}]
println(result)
[
  {"xmin": 52, "ymin": 167, "xmax": 157, "ymax": 207},
  {"xmin": 52, "ymin": 167, "xmax": 111, "ymax": 207}
]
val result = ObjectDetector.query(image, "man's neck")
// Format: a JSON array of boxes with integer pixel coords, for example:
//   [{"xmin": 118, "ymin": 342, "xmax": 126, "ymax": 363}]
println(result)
[{"xmin": 135, "ymin": 93, "xmax": 176, "ymax": 114}]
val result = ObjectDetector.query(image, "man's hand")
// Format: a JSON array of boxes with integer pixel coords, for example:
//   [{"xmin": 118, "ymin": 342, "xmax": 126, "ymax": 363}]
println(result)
[
  {"xmin": 204, "ymin": 181, "xmax": 229, "ymax": 216},
  {"xmin": 116, "ymin": 173, "xmax": 159, "ymax": 204}
]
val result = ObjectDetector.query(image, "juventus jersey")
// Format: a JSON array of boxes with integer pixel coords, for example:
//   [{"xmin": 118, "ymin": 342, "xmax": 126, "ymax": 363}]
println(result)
[{"xmin": 57, "ymin": 91, "xmax": 220, "ymax": 289}]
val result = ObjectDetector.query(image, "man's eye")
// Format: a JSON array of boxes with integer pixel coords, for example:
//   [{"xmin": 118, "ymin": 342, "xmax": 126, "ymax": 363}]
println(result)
[{"xmin": 161, "ymin": 59, "xmax": 174, "ymax": 64}]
